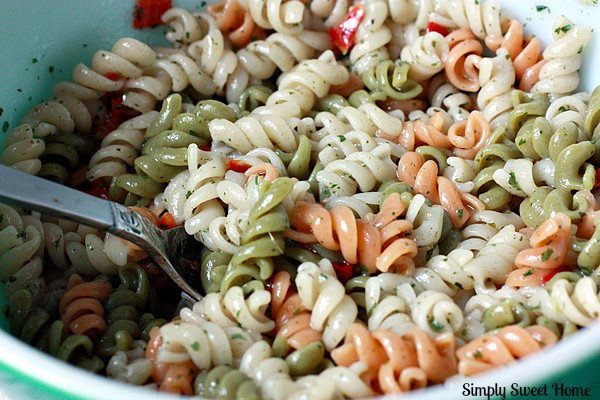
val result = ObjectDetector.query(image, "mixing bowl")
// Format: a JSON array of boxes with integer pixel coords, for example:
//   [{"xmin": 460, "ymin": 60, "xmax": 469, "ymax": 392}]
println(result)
[{"xmin": 1, "ymin": 1, "xmax": 599, "ymax": 399}]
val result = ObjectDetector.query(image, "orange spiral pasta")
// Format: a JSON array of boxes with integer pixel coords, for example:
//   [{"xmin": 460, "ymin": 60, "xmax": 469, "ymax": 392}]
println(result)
[
  {"xmin": 271, "ymin": 271, "xmax": 322, "ymax": 351},
  {"xmin": 245, "ymin": 162, "xmax": 280, "ymax": 182},
  {"xmin": 58, "ymin": 274, "xmax": 113, "ymax": 337},
  {"xmin": 396, "ymin": 152, "xmax": 481, "ymax": 228},
  {"xmin": 330, "ymin": 323, "xmax": 457, "ymax": 394},
  {"xmin": 146, "ymin": 326, "xmax": 197, "ymax": 394},
  {"xmin": 286, "ymin": 201, "xmax": 417, "ymax": 274},
  {"xmin": 447, "ymin": 110, "xmax": 491, "ymax": 159},
  {"xmin": 506, "ymin": 213, "xmax": 573, "ymax": 287},
  {"xmin": 207, "ymin": 0, "xmax": 266, "ymax": 48},
  {"xmin": 486, "ymin": 19, "xmax": 545, "ymax": 91},
  {"xmin": 378, "ymin": 112, "xmax": 452, "ymax": 151},
  {"xmin": 444, "ymin": 29, "xmax": 483, "ymax": 92},
  {"xmin": 456, "ymin": 325, "xmax": 558, "ymax": 376}
]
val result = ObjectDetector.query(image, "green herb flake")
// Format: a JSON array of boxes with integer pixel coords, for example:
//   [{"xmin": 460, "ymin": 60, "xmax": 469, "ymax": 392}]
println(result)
[
  {"xmin": 429, "ymin": 319, "xmax": 444, "ymax": 332},
  {"xmin": 508, "ymin": 172, "xmax": 520, "ymax": 190},
  {"xmin": 337, "ymin": 135, "xmax": 346, "ymax": 142},
  {"xmin": 48, "ymin": 66, "xmax": 54, "ymax": 73},
  {"xmin": 457, "ymin": 209, "xmax": 463, "ymax": 220},
  {"xmin": 319, "ymin": 273, "xmax": 328, "ymax": 281},
  {"xmin": 186, "ymin": 191, "xmax": 193, "ymax": 199},
  {"xmin": 505, "ymin": 54, "xmax": 510, "ymax": 59},
  {"xmin": 32, "ymin": 58, "xmax": 38, "ymax": 64},
  {"xmin": 474, "ymin": 350, "xmax": 483, "ymax": 358},
  {"xmin": 536, "ymin": 5, "xmax": 550, "ymax": 12},
  {"xmin": 191, "ymin": 341, "xmax": 200, "ymax": 351},
  {"xmin": 541, "ymin": 248, "xmax": 553, "ymax": 262},
  {"xmin": 518, "ymin": 138, "xmax": 526, "ymax": 145},
  {"xmin": 555, "ymin": 24, "xmax": 574, "ymax": 34},
  {"xmin": 231, "ymin": 333, "xmax": 245, "ymax": 340},
  {"xmin": 292, "ymin": 308, "xmax": 301, "ymax": 317},
  {"xmin": 523, "ymin": 268, "xmax": 534, "ymax": 277},
  {"xmin": 455, "ymin": 282, "xmax": 464, "ymax": 289}
]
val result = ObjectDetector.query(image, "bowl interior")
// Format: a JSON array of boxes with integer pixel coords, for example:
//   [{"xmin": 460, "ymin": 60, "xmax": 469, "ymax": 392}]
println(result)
[{"xmin": 0, "ymin": 1, "xmax": 600, "ymax": 399}]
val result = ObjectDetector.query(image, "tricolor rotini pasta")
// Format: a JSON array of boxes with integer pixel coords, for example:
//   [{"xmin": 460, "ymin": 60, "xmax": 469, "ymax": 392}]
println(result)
[{"xmin": 2, "ymin": 1, "xmax": 600, "ymax": 398}]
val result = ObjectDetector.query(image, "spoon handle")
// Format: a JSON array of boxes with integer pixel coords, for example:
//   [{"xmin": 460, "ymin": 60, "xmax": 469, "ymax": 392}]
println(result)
[{"xmin": 0, "ymin": 164, "xmax": 118, "ymax": 230}]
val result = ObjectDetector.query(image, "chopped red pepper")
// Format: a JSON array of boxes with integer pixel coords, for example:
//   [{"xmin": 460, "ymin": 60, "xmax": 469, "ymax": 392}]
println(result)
[
  {"xmin": 93, "ymin": 91, "xmax": 138, "ymax": 140},
  {"xmin": 157, "ymin": 212, "xmax": 178, "ymax": 230},
  {"xmin": 542, "ymin": 266, "xmax": 569, "ymax": 283},
  {"xmin": 200, "ymin": 144, "xmax": 212, "ymax": 151},
  {"xmin": 226, "ymin": 159, "xmax": 252, "ymax": 173},
  {"xmin": 85, "ymin": 178, "xmax": 109, "ymax": 200},
  {"xmin": 329, "ymin": 5, "xmax": 365, "ymax": 55},
  {"xmin": 332, "ymin": 261, "xmax": 354, "ymax": 284},
  {"xmin": 105, "ymin": 72, "xmax": 122, "ymax": 81},
  {"xmin": 133, "ymin": 0, "xmax": 172, "ymax": 29},
  {"xmin": 426, "ymin": 21, "xmax": 449, "ymax": 36},
  {"xmin": 594, "ymin": 168, "xmax": 600, "ymax": 188}
]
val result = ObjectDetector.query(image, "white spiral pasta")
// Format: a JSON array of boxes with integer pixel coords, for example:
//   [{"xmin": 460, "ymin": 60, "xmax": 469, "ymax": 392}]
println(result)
[
  {"xmin": 428, "ymin": 76, "xmax": 472, "ymax": 122},
  {"xmin": 401, "ymin": 32, "xmax": 449, "ymax": 82},
  {"xmin": 162, "ymin": 7, "xmax": 204, "ymax": 46},
  {"xmin": 477, "ymin": 48, "xmax": 515, "ymax": 130},
  {"xmin": 237, "ymin": 0, "xmax": 305, "ymax": 34},
  {"xmin": 0, "ymin": 124, "xmax": 46, "ymax": 175},
  {"xmin": 435, "ymin": 0, "xmax": 503, "ymax": 43},
  {"xmin": 309, "ymin": 0, "xmax": 349, "ymax": 27},
  {"xmin": 534, "ymin": 17, "xmax": 593, "ymax": 98},
  {"xmin": 240, "ymin": 341, "xmax": 374, "ymax": 400},
  {"xmin": 194, "ymin": 286, "xmax": 275, "ymax": 333},
  {"xmin": 545, "ymin": 92, "xmax": 590, "ymax": 137},
  {"xmin": 458, "ymin": 210, "xmax": 525, "ymax": 252},
  {"xmin": 492, "ymin": 158, "xmax": 554, "ymax": 197},
  {"xmin": 86, "ymin": 111, "xmax": 158, "ymax": 181},
  {"xmin": 462, "ymin": 225, "xmax": 529, "ymax": 294},
  {"xmin": 209, "ymin": 114, "xmax": 304, "ymax": 153},
  {"xmin": 349, "ymin": 0, "xmax": 392, "ymax": 75},
  {"xmin": 106, "ymin": 343, "xmax": 153, "ymax": 385},
  {"xmin": 444, "ymin": 156, "xmax": 476, "ymax": 193},
  {"xmin": 186, "ymin": 13, "xmax": 252, "ymax": 103},
  {"xmin": 237, "ymin": 30, "xmax": 330, "ymax": 80},
  {"xmin": 528, "ymin": 277, "xmax": 600, "ymax": 327},
  {"xmin": 295, "ymin": 259, "xmax": 358, "ymax": 350},
  {"xmin": 405, "ymin": 194, "xmax": 445, "ymax": 252},
  {"xmin": 316, "ymin": 142, "xmax": 398, "ymax": 198},
  {"xmin": 399, "ymin": 288, "xmax": 465, "ymax": 336},
  {"xmin": 415, "ymin": 248, "xmax": 475, "ymax": 297},
  {"xmin": 158, "ymin": 314, "xmax": 260, "ymax": 369},
  {"xmin": 258, "ymin": 50, "xmax": 349, "ymax": 117},
  {"xmin": 323, "ymin": 192, "xmax": 381, "ymax": 218},
  {"xmin": 163, "ymin": 145, "xmax": 226, "ymax": 242},
  {"xmin": 313, "ymin": 102, "xmax": 405, "ymax": 140},
  {"xmin": 364, "ymin": 273, "xmax": 417, "ymax": 334}
]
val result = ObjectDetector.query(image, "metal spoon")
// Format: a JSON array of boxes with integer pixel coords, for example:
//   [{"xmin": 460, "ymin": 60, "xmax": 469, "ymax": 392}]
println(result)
[{"xmin": 0, "ymin": 165, "xmax": 203, "ymax": 300}]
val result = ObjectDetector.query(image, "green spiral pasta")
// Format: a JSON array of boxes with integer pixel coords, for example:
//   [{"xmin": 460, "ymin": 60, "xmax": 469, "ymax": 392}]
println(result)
[
  {"xmin": 482, "ymin": 300, "xmax": 533, "ymax": 331},
  {"xmin": 219, "ymin": 177, "xmax": 293, "ymax": 292},
  {"xmin": 112, "ymin": 94, "xmax": 235, "ymax": 205},
  {"xmin": 508, "ymin": 90, "xmax": 550, "ymax": 138},
  {"xmin": 39, "ymin": 131, "xmax": 94, "ymax": 183},
  {"xmin": 238, "ymin": 85, "xmax": 274, "ymax": 114},
  {"xmin": 520, "ymin": 187, "xmax": 590, "ymax": 228},
  {"xmin": 361, "ymin": 60, "xmax": 422, "ymax": 100},
  {"xmin": 274, "ymin": 134, "xmax": 313, "ymax": 179},
  {"xmin": 40, "ymin": 320, "xmax": 104, "ymax": 372},
  {"xmin": 8, "ymin": 290, "xmax": 50, "ymax": 344},
  {"xmin": 194, "ymin": 365, "xmax": 260, "ymax": 400}
]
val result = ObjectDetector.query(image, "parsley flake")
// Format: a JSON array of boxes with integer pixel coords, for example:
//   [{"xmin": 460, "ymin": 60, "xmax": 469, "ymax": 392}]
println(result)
[
  {"xmin": 523, "ymin": 268, "xmax": 534, "ymax": 277},
  {"xmin": 541, "ymin": 248, "xmax": 553, "ymax": 262},
  {"xmin": 191, "ymin": 341, "xmax": 200, "ymax": 351},
  {"xmin": 508, "ymin": 171, "xmax": 520, "ymax": 190}
]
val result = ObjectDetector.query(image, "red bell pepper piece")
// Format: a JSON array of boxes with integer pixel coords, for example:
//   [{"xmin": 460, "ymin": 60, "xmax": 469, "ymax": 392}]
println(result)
[
  {"xmin": 200, "ymin": 144, "xmax": 212, "ymax": 151},
  {"xmin": 86, "ymin": 178, "xmax": 109, "ymax": 200},
  {"xmin": 594, "ymin": 168, "xmax": 600, "ymax": 188},
  {"xmin": 542, "ymin": 266, "xmax": 569, "ymax": 283},
  {"xmin": 105, "ymin": 72, "xmax": 122, "ymax": 81},
  {"xmin": 332, "ymin": 261, "xmax": 354, "ymax": 284},
  {"xmin": 329, "ymin": 5, "xmax": 365, "ymax": 55},
  {"xmin": 133, "ymin": 0, "xmax": 172, "ymax": 29},
  {"xmin": 426, "ymin": 21, "xmax": 449, "ymax": 36},
  {"xmin": 226, "ymin": 159, "xmax": 252, "ymax": 173},
  {"xmin": 157, "ymin": 212, "xmax": 178, "ymax": 230}
]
